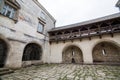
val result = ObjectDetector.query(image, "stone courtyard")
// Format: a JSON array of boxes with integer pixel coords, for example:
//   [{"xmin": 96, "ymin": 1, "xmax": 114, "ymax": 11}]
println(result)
[{"xmin": 1, "ymin": 64, "xmax": 120, "ymax": 80}]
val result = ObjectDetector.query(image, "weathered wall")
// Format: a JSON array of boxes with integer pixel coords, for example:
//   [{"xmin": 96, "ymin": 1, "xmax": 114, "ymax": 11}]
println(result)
[
  {"xmin": 0, "ymin": 0, "xmax": 55, "ymax": 68},
  {"xmin": 62, "ymin": 46, "xmax": 83, "ymax": 63},
  {"xmin": 50, "ymin": 33, "xmax": 120, "ymax": 64},
  {"xmin": 93, "ymin": 41, "xmax": 120, "ymax": 62}
]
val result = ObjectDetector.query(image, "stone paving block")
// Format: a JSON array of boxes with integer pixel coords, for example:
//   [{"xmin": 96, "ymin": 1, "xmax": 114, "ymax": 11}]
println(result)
[{"xmin": 1, "ymin": 64, "xmax": 120, "ymax": 80}]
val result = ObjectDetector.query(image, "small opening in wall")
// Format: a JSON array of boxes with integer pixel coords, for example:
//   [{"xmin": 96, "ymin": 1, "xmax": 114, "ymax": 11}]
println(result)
[
  {"xmin": 102, "ymin": 49, "xmax": 106, "ymax": 56},
  {"xmin": 72, "ymin": 58, "xmax": 75, "ymax": 63}
]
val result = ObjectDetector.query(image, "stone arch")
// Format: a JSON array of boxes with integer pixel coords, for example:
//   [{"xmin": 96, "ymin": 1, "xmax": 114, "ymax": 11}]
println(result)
[
  {"xmin": 62, "ymin": 44, "xmax": 83, "ymax": 63},
  {"xmin": 22, "ymin": 42, "xmax": 42, "ymax": 61},
  {"xmin": 92, "ymin": 40, "xmax": 120, "ymax": 63},
  {"xmin": 0, "ymin": 34, "xmax": 10, "ymax": 68}
]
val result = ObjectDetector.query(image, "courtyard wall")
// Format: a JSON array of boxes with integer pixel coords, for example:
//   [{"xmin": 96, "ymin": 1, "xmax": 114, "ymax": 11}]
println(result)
[{"xmin": 50, "ymin": 33, "xmax": 120, "ymax": 64}]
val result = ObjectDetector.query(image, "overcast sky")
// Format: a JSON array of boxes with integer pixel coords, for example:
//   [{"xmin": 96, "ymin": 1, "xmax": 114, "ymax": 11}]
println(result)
[{"xmin": 38, "ymin": 0, "xmax": 119, "ymax": 27}]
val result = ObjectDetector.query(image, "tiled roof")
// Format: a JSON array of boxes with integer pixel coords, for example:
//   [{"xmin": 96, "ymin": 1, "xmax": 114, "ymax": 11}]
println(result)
[{"xmin": 49, "ymin": 13, "xmax": 120, "ymax": 32}]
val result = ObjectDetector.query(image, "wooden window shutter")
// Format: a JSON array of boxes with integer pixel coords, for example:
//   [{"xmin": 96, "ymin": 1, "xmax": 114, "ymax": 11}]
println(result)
[{"xmin": 0, "ymin": 0, "xmax": 4, "ymax": 13}]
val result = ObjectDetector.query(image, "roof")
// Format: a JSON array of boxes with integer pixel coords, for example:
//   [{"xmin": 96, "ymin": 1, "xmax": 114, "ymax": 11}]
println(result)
[{"xmin": 49, "ymin": 13, "xmax": 120, "ymax": 32}]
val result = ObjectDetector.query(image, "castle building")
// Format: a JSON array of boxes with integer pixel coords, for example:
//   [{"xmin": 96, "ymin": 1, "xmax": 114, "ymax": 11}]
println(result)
[
  {"xmin": 0, "ymin": 0, "xmax": 55, "ymax": 68},
  {"xmin": 0, "ymin": 0, "xmax": 120, "ymax": 68}
]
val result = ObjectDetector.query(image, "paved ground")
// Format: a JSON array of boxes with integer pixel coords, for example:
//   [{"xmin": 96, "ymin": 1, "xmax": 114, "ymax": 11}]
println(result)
[{"xmin": 1, "ymin": 64, "xmax": 120, "ymax": 80}]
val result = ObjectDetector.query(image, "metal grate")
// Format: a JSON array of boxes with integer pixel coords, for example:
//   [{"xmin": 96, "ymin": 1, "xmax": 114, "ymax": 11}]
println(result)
[{"xmin": 22, "ymin": 43, "xmax": 42, "ymax": 61}]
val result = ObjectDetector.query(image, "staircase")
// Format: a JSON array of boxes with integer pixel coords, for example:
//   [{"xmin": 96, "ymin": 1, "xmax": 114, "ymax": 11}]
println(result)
[{"xmin": 0, "ymin": 68, "xmax": 14, "ymax": 76}]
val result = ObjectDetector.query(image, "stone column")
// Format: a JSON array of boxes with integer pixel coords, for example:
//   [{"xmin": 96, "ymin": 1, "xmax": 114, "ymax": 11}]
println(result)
[
  {"xmin": 80, "ymin": 43, "xmax": 93, "ymax": 64},
  {"xmin": 5, "ymin": 41, "xmax": 25, "ymax": 69}
]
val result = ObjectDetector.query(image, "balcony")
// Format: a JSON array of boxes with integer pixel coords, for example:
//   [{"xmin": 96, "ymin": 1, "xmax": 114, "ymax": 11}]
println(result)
[{"xmin": 49, "ymin": 22, "xmax": 120, "ymax": 42}]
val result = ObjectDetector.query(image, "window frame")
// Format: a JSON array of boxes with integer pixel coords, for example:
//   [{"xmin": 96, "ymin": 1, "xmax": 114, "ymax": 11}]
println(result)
[
  {"xmin": 37, "ymin": 22, "xmax": 44, "ymax": 33},
  {"xmin": 0, "ymin": 0, "xmax": 20, "ymax": 22},
  {"xmin": 1, "ymin": 3, "xmax": 16, "ymax": 19},
  {"xmin": 37, "ymin": 18, "xmax": 46, "ymax": 34}
]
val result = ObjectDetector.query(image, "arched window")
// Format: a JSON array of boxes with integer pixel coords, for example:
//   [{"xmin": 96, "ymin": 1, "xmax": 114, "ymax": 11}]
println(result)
[
  {"xmin": 62, "ymin": 45, "xmax": 83, "ymax": 63},
  {"xmin": 0, "ymin": 39, "xmax": 8, "ymax": 67},
  {"xmin": 92, "ymin": 42, "xmax": 120, "ymax": 63},
  {"xmin": 22, "ymin": 43, "xmax": 42, "ymax": 61}
]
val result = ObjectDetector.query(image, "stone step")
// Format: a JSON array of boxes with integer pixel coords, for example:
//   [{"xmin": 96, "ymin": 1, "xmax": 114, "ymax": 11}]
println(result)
[
  {"xmin": 0, "ymin": 68, "xmax": 14, "ymax": 76},
  {"xmin": 0, "ymin": 68, "xmax": 9, "ymax": 72}
]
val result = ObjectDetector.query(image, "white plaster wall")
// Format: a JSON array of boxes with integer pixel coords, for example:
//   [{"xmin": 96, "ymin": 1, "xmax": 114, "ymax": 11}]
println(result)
[
  {"xmin": 0, "ymin": 0, "xmax": 55, "ymax": 39},
  {"xmin": 50, "ymin": 33, "xmax": 120, "ymax": 64},
  {"xmin": 5, "ymin": 41, "xmax": 25, "ymax": 68},
  {"xmin": 42, "ymin": 41, "xmax": 51, "ymax": 63},
  {"xmin": 0, "ymin": 0, "xmax": 55, "ymax": 68}
]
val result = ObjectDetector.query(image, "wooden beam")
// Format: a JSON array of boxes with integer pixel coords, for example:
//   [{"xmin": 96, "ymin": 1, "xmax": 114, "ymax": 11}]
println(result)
[
  {"xmin": 71, "ymin": 39, "xmax": 74, "ymax": 43},
  {"xmin": 108, "ymin": 23, "xmax": 114, "ymax": 37},
  {"xmin": 63, "ymin": 40, "xmax": 66, "ymax": 43},
  {"xmin": 110, "ymin": 33, "xmax": 114, "ymax": 37},
  {"xmin": 99, "ymin": 34, "xmax": 102, "ymax": 39},
  {"xmin": 49, "ymin": 41, "xmax": 52, "ymax": 45},
  {"xmin": 88, "ymin": 27, "xmax": 91, "ymax": 40},
  {"xmin": 97, "ymin": 24, "xmax": 102, "ymax": 39}
]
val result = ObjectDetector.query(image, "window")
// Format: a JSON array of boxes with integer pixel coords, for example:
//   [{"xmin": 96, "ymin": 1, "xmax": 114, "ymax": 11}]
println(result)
[
  {"xmin": 41, "ymin": 12, "xmax": 46, "ymax": 20},
  {"xmin": 22, "ymin": 43, "xmax": 42, "ymax": 61},
  {"xmin": 37, "ymin": 22, "xmax": 44, "ymax": 33},
  {"xmin": 1, "ymin": 3, "xmax": 16, "ymax": 19},
  {"xmin": 37, "ymin": 18, "xmax": 46, "ymax": 33},
  {"xmin": 0, "ymin": 0, "xmax": 20, "ymax": 21}
]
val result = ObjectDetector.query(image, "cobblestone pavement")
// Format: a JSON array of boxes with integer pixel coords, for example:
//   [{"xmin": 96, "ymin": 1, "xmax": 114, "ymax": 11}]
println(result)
[{"xmin": 1, "ymin": 64, "xmax": 120, "ymax": 80}]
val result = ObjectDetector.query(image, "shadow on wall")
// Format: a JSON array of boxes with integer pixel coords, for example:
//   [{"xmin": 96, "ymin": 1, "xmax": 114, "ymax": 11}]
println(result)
[{"xmin": 0, "ymin": 77, "xmax": 2, "ymax": 80}]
